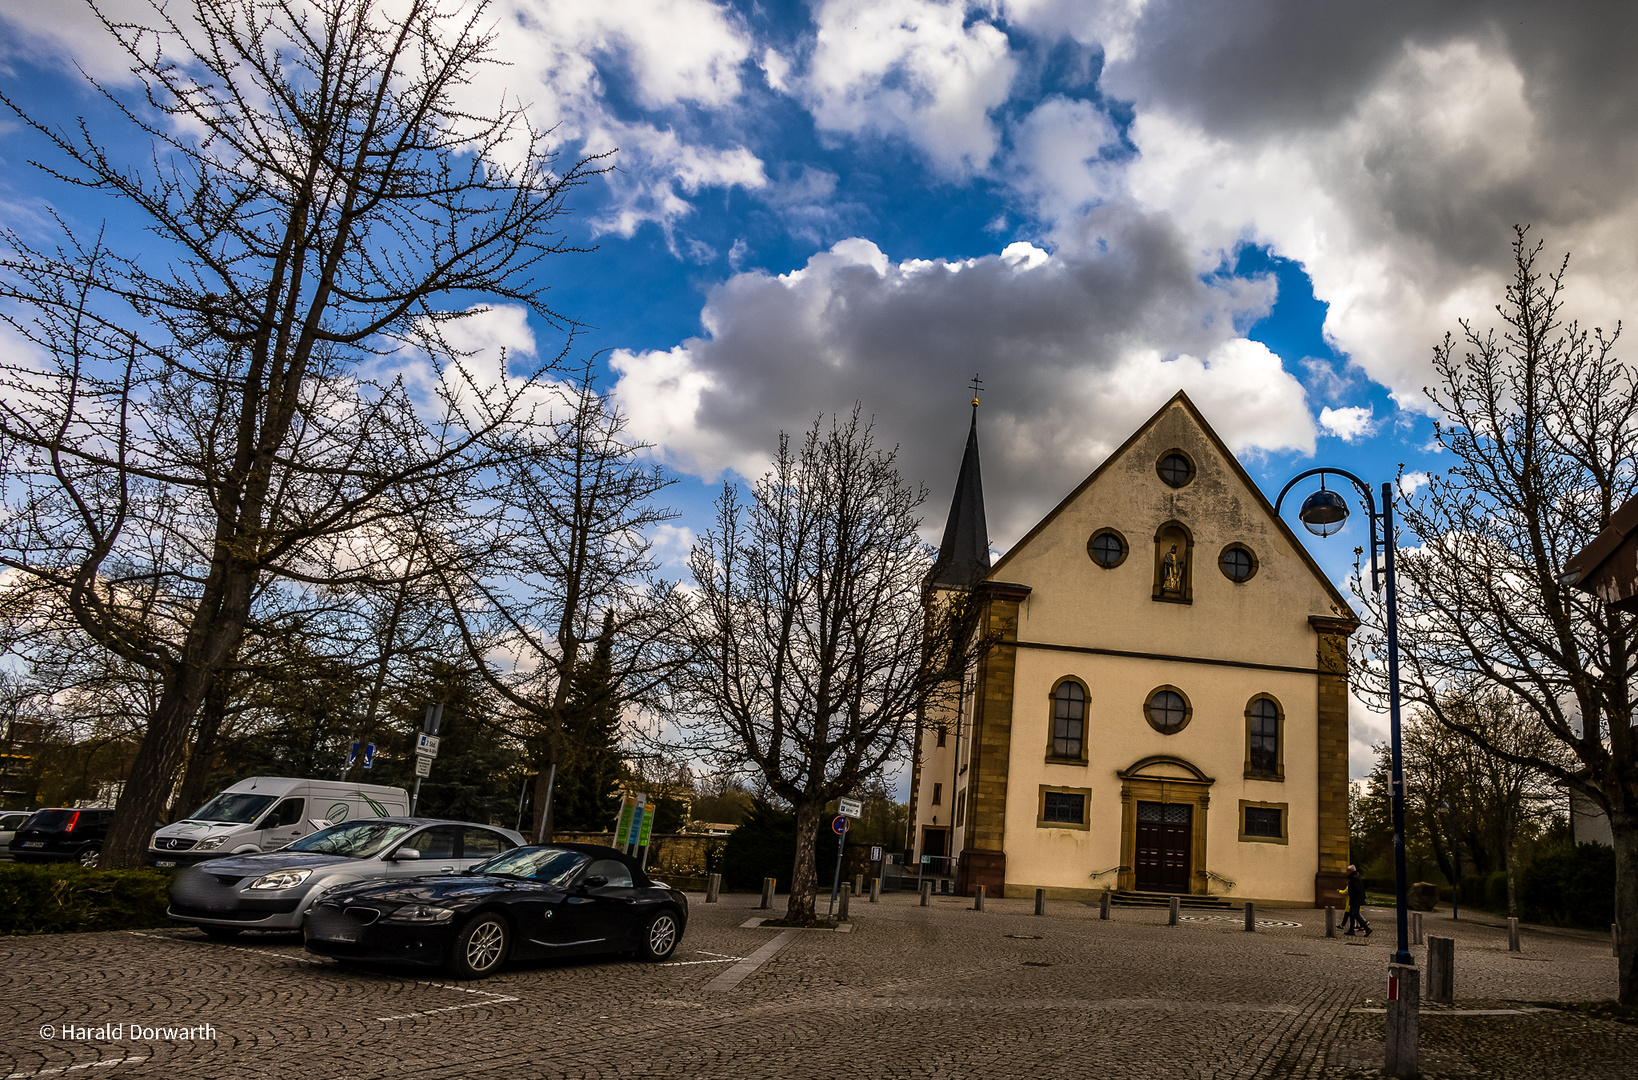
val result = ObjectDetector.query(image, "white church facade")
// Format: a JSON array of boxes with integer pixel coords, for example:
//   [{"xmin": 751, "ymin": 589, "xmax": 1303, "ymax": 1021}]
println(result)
[{"xmin": 908, "ymin": 391, "xmax": 1354, "ymax": 906}]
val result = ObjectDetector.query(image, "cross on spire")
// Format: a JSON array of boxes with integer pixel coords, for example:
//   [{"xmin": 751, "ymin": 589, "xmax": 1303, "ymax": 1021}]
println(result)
[{"xmin": 969, "ymin": 373, "xmax": 984, "ymax": 408}]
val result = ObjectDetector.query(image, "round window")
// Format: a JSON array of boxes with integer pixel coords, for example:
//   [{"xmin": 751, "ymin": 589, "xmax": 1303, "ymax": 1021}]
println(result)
[
  {"xmin": 1157, "ymin": 451, "xmax": 1194, "ymax": 488},
  {"xmin": 1146, "ymin": 688, "xmax": 1190, "ymax": 733},
  {"xmin": 1088, "ymin": 529, "xmax": 1127, "ymax": 568},
  {"xmin": 1220, "ymin": 544, "xmax": 1256, "ymax": 583}
]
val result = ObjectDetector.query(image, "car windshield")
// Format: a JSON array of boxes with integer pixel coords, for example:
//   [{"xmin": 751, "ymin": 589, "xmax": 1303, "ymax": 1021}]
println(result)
[
  {"xmin": 286, "ymin": 821, "xmax": 414, "ymax": 858},
  {"xmin": 471, "ymin": 846, "xmax": 591, "ymax": 885},
  {"xmin": 190, "ymin": 792, "xmax": 277, "ymax": 824}
]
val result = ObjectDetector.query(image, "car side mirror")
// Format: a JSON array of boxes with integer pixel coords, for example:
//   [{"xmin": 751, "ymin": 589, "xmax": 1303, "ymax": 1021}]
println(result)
[
  {"xmin": 583, "ymin": 874, "xmax": 608, "ymax": 888},
  {"xmin": 391, "ymin": 848, "xmax": 421, "ymax": 861}
]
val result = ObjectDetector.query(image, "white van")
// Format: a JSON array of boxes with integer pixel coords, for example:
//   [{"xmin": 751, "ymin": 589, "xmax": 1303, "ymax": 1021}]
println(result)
[{"xmin": 148, "ymin": 777, "xmax": 411, "ymax": 866}]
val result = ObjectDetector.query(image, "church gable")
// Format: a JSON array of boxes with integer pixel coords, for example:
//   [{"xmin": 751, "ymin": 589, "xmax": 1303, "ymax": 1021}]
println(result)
[{"xmin": 986, "ymin": 392, "xmax": 1354, "ymax": 668}]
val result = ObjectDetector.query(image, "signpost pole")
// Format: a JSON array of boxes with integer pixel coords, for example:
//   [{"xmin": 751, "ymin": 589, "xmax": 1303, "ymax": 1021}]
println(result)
[{"xmin": 827, "ymin": 816, "xmax": 847, "ymax": 917}]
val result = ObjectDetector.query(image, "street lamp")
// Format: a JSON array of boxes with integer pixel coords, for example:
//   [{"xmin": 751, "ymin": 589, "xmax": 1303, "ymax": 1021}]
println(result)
[{"xmin": 1275, "ymin": 467, "xmax": 1414, "ymax": 968}]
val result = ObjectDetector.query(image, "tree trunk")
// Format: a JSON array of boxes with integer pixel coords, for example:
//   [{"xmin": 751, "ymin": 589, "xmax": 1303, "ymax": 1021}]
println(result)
[
  {"xmin": 786, "ymin": 799, "xmax": 824, "ymax": 924},
  {"xmin": 99, "ymin": 662, "xmax": 216, "ymax": 867},
  {"xmin": 171, "ymin": 675, "xmax": 230, "ymax": 821},
  {"xmin": 1613, "ymin": 811, "xmax": 1638, "ymax": 1007},
  {"xmin": 1504, "ymin": 843, "xmax": 1518, "ymax": 919}
]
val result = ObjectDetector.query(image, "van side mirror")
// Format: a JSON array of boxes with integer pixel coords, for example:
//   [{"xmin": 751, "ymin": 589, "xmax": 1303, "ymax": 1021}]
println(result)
[{"xmin": 391, "ymin": 848, "xmax": 421, "ymax": 861}]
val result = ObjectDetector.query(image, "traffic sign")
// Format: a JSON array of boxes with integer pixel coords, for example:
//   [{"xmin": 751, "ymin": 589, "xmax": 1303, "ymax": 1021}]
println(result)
[
  {"xmin": 346, "ymin": 741, "xmax": 359, "ymax": 766},
  {"xmin": 362, "ymin": 743, "xmax": 375, "ymax": 769},
  {"xmin": 837, "ymin": 797, "xmax": 863, "ymax": 818},
  {"xmin": 831, "ymin": 815, "xmax": 849, "ymax": 835},
  {"xmin": 870, "ymin": 845, "xmax": 883, "ymax": 862},
  {"xmin": 413, "ymin": 755, "xmax": 432, "ymax": 777},
  {"xmin": 415, "ymin": 733, "xmax": 440, "ymax": 757}
]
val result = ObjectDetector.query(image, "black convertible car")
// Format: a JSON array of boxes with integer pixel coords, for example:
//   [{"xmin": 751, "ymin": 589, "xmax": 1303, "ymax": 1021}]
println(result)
[{"xmin": 303, "ymin": 843, "xmax": 687, "ymax": 978}]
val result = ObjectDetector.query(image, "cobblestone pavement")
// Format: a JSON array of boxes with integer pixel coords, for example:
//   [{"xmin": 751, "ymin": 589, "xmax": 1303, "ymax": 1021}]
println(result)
[{"xmin": 0, "ymin": 894, "xmax": 1628, "ymax": 1080}]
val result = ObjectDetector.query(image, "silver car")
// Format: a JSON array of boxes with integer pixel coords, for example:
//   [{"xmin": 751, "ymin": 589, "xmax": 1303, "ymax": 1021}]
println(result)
[
  {"xmin": 167, "ymin": 817, "xmax": 525, "ymax": 937},
  {"xmin": 0, "ymin": 810, "xmax": 33, "ymax": 859}
]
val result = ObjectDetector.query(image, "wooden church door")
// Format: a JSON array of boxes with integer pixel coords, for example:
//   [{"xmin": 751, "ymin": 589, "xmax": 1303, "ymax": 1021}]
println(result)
[{"xmin": 1134, "ymin": 801, "xmax": 1192, "ymax": 893}]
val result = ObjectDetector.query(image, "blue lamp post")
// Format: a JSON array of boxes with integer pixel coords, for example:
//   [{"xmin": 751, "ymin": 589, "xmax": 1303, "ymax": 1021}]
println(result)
[{"xmin": 1275, "ymin": 467, "xmax": 1414, "ymax": 968}]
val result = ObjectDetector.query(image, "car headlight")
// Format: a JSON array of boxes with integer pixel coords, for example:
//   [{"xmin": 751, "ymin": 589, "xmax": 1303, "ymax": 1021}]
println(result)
[
  {"xmin": 386, "ymin": 904, "xmax": 454, "ymax": 923},
  {"xmin": 248, "ymin": 869, "xmax": 312, "ymax": 890},
  {"xmin": 196, "ymin": 837, "xmax": 228, "ymax": 850}
]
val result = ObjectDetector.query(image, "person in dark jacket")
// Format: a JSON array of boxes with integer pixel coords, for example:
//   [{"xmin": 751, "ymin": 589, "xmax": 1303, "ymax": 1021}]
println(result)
[{"xmin": 1343, "ymin": 865, "xmax": 1372, "ymax": 937}]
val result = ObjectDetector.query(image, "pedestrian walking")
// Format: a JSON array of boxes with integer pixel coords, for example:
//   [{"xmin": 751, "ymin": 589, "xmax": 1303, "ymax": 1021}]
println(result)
[{"xmin": 1342, "ymin": 864, "xmax": 1372, "ymax": 937}]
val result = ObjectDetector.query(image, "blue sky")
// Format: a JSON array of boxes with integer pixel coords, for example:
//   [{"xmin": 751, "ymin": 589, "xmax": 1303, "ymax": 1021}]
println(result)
[{"xmin": 5, "ymin": 0, "xmax": 1637, "ymax": 779}]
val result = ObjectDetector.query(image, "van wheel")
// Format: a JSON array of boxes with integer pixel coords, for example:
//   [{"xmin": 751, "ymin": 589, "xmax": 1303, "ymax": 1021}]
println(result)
[
  {"xmin": 76, "ymin": 845, "xmax": 101, "ymax": 869},
  {"xmin": 445, "ymin": 913, "xmax": 508, "ymax": 979},
  {"xmin": 201, "ymin": 926, "xmax": 244, "ymax": 940}
]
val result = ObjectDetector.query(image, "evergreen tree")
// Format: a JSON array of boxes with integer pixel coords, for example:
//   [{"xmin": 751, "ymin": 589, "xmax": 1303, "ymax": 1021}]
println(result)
[
  {"xmin": 372, "ymin": 661, "xmax": 521, "ymax": 826},
  {"xmin": 551, "ymin": 614, "xmax": 625, "ymax": 832}
]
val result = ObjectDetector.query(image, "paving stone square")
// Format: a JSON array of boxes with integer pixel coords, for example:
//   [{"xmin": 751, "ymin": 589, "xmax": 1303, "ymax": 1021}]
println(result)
[{"xmin": 0, "ymin": 893, "xmax": 1629, "ymax": 1079}]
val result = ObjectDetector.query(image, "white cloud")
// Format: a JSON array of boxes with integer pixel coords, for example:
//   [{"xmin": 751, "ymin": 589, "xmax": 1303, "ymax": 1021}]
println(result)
[
  {"xmin": 1318, "ymin": 405, "xmax": 1375, "ymax": 442},
  {"xmin": 612, "ymin": 231, "xmax": 1314, "ymax": 546},
  {"xmin": 1398, "ymin": 472, "xmax": 1430, "ymax": 498},
  {"xmin": 1007, "ymin": 95, "xmax": 1120, "ymax": 226},
  {"xmin": 800, "ymin": 0, "xmax": 1018, "ymax": 177},
  {"xmin": 649, "ymin": 523, "xmax": 697, "ymax": 573}
]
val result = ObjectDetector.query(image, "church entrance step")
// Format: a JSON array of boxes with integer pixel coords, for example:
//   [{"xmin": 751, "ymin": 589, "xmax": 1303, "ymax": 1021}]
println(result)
[{"xmin": 1085, "ymin": 891, "xmax": 1237, "ymax": 910}]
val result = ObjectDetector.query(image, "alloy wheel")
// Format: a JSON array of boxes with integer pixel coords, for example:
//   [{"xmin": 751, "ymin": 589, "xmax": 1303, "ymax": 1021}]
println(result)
[
  {"xmin": 648, "ymin": 914, "xmax": 677, "ymax": 957},
  {"xmin": 465, "ymin": 919, "xmax": 505, "ymax": 972}
]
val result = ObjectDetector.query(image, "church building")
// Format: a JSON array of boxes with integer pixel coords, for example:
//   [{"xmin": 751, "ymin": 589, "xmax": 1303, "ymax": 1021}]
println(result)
[{"xmin": 908, "ymin": 391, "xmax": 1355, "ymax": 907}]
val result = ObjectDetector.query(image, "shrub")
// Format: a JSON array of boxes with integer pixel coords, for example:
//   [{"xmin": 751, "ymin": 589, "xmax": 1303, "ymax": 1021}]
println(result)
[
  {"xmin": 1520, "ymin": 843, "xmax": 1616, "ymax": 927},
  {"xmin": 0, "ymin": 863, "xmax": 171, "ymax": 935},
  {"xmin": 1484, "ymin": 870, "xmax": 1509, "ymax": 911},
  {"xmin": 721, "ymin": 799, "xmax": 797, "ymax": 892}
]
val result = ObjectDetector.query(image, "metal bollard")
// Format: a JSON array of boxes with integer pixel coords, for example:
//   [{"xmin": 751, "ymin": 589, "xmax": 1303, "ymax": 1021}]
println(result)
[
  {"xmin": 1508, "ymin": 917, "xmax": 1521, "ymax": 952},
  {"xmin": 1412, "ymin": 911, "xmax": 1423, "ymax": 945},
  {"xmin": 1099, "ymin": 889, "xmax": 1111, "ymax": 920},
  {"xmin": 974, "ymin": 885, "xmax": 985, "ymax": 911},
  {"xmin": 1244, "ymin": 901, "xmax": 1256, "ymax": 932},
  {"xmin": 1168, "ymin": 896, "xmax": 1179, "ymax": 926},
  {"xmin": 1034, "ymin": 888, "xmax": 1046, "ymax": 916},
  {"xmin": 1426, "ymin": 936, "xmax": 1454, "ymax": 1004},
  {"xmin": 837, "ymin": 882, "xmax": 851, "ymax": 921},
  {"xmin": 869, "ymin": 876, "xmax": 881, "ymax": 903},
  {"xmin": 854, "ymin": 873, "xmax": 864, "ymax": 896},
  {"xmin": 1325, "ymin": 906, "xmax": 1336, "ymax": 938},
  {"xmin": 920, "ymin": 881, "xmax": 931, "ymax": 906},
  {"xmin": 705, "ymin": 873, "xmax": 721, "ymax": 903},
  {"xmin": 760, "ymin": 877, "xmax": 775, "ymax": 910}
]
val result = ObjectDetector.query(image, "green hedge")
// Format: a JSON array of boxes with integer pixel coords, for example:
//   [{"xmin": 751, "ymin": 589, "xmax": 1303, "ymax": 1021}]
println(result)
[{"xmin": 0, "ymin": 863, "xmax": 172, "ymax": 935}]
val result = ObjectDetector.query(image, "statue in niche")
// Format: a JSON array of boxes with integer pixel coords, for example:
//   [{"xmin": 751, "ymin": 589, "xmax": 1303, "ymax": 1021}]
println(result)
[{"xmin": 1161, "ymin": 544, "xmax": 1185, "ymax": 595}]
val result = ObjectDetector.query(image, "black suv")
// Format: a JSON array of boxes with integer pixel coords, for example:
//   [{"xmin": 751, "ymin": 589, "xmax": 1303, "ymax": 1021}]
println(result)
[{"xmin": 9, "ymin": 808, "xmax": 116, "ymax": 867}]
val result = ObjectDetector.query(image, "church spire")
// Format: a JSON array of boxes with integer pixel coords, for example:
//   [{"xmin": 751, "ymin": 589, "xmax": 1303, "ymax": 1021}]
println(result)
[{"xmin": 929, "ymin": 378, "xmax": 991, "ymax": 590}]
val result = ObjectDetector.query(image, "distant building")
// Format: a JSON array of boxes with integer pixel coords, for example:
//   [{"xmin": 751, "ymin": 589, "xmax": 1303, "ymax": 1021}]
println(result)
[{"xmin": 908, "ymin": 391, "xmax": 1355, "ymax": 906}]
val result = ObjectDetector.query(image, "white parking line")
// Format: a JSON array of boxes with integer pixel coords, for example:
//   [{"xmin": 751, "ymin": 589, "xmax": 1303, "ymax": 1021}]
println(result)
[
  {"xmin": 125, "ymin": 931, "xmax": 324, "ymax": 965},
  {"xmin": 5, "ymin": 1057, "xmax": 148, "ymax": 1079},
  {"xmin": 659, "ymin": 957, "xmax": 744, "ymax": 967}
]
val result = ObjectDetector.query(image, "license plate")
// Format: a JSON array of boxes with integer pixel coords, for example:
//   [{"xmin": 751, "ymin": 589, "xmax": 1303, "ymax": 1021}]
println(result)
[
  {"xmin": 20, "ymin": 841, "xmax": 43, "ymax": 848},
  {"xmin": 310, "ymin": 913, "xmax": 361, "ymax": 943},
  {"xmin": 155, "ymin": 860, "xmax": 176, "ymax": 868}
]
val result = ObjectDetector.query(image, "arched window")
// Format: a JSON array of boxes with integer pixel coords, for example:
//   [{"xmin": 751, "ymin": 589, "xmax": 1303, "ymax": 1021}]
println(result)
[
  {"xmin": 1246, "ymin": 696, "xmax": 1283, "ymax": 778},
  {"xmin": 1051, "ymin": 680, "xmax": 1086, "ymax": 760}
]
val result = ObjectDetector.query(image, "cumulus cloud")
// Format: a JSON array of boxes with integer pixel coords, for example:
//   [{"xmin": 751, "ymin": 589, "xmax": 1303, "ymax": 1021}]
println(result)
[
  {"xmin": 1087, "ymin": 1, "xmax": 1638, "ymax": 407},
  {"xmin": 612, "ymin": 226, "xmax": 1314, "ymax": 547},
  {"xmin": 799, "ymin": 0, "xmax": 1018, "ymax": 176},
  {"xmin": 1318, "ymin": 405, "xmax": 1375, "ymax": 442}
]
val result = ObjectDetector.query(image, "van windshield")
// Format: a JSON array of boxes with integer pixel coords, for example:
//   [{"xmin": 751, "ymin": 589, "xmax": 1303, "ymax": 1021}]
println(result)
[
  {"xmin": 287, "ymin": 821, "xmax": 414, "ymax": 858},
  {"xmin": 190, "ymin": 792, "xmax": 277, "ymax": 824}
]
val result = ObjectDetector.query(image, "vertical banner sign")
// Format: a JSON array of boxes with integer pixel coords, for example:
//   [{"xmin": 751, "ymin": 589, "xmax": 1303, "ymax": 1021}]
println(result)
[
  {"xmin": 613, "ymin": 796, "xmax": 636, "ymax": 852},
  {"xmin": 627, "ymin": 794, "xmax": 648, "ymax": 848},
  {"xmin": 347, "ymin": 741, "xmax": 359, "ymax": 766},
  {"xmin": 362, "ymin": 743, "xmax": 375, "ymax": 769},
  {"xmin": 637, "ymin": 802, "xmax": 656, "ymax": 848}
]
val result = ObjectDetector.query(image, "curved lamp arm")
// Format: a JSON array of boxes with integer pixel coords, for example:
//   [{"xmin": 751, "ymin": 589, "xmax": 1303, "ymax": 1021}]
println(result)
[{"xmin": 1273, "ymin": 466, "xmax": 1385, "ymax": 593}]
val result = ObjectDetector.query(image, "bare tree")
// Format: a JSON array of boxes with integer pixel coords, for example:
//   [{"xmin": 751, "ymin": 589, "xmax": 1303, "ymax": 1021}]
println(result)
[
  {"xmin": 673, "ymin": 409, "xmax": 984, "ymax": 923},
  {"xmin": 429, "ymin": 364, "xmax": 677, "ymax": 841},
  {"xmin": 1356, "ymin": 226, "xmax": 1638, "ymax": 1000},
  {"xmin": 1403, "ymin": 692, "xmax": 1563, "ymax": 916},
  {"xmin": 0, "ymin": 0, "xmax": 598, "ymax": 865}
]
